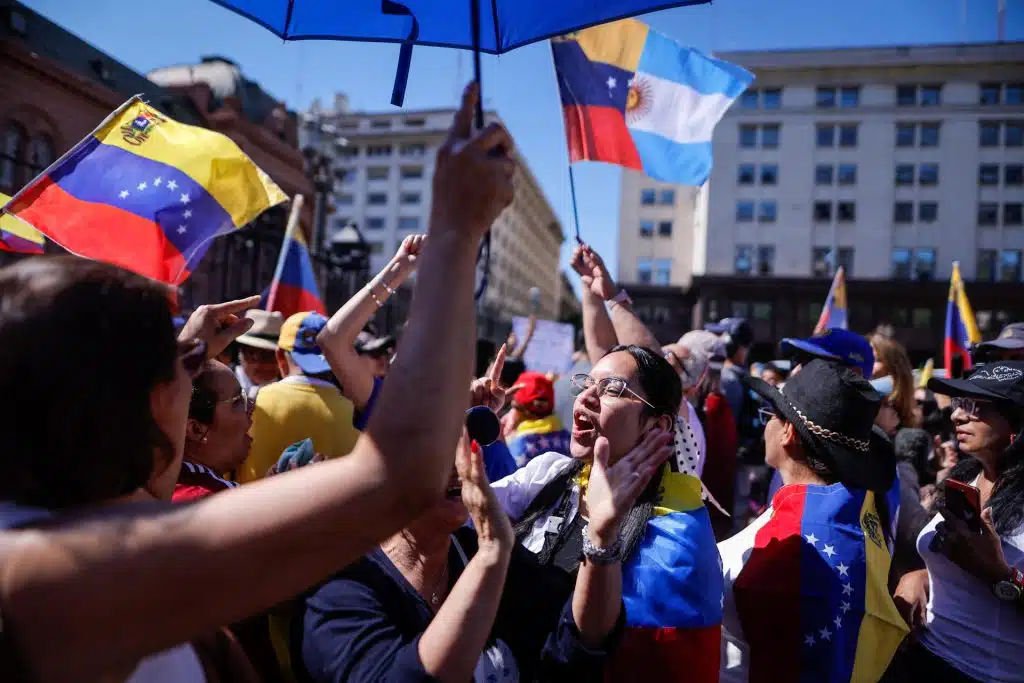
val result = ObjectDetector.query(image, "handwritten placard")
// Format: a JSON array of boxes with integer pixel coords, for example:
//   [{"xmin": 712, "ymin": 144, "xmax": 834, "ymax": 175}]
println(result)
[{"xmin": 512, "ymin": 317, "xmax": 574, "ymax": 375}]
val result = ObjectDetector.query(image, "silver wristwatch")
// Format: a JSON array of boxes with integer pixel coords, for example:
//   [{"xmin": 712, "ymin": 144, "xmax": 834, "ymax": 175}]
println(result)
[{"xmin": 581, "ymin": 524, "xmax": 623, "ymax": 565}]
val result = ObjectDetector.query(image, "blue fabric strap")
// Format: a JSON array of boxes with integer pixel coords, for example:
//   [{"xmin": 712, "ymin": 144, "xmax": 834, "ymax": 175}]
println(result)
[{"xmin": 383, "ymin": 1, "xmax": 419, "ymax": 106}]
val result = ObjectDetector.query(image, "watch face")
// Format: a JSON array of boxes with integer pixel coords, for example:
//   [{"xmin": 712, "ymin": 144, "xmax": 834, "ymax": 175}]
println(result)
[{"xmin": 994, "ymin": 581, "xmax": 1021, "ymax": 601}]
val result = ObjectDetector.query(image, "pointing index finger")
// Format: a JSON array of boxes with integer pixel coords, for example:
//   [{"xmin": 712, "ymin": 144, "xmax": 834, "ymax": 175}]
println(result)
[
  {"xmin": 209, "ymin": 295, "xmax": 261, "ymax": 316},
  {"xmin": 487, "ymin": 343, "xmax": 507, "ymax": 384}
]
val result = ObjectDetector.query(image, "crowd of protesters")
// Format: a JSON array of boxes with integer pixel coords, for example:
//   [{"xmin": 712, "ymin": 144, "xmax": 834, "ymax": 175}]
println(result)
[{"xmin": 0, "ymin": 83, "xmax": 1021, "ymax": 683}]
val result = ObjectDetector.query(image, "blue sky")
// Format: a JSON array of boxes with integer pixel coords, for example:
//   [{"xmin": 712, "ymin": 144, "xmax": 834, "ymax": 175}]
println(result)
[{"xmin": 21, "ymin": 0, "xmax": 1024, "ymax": 280}]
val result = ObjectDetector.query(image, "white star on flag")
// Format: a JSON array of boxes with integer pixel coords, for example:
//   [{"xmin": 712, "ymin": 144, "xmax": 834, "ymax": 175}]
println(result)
[
  {"xmin": 539, "ymin": 437, "xmax": 549, "ymax": 449},
  {"xmin": 154, "ymin": 177, "xmax": 163, "ymax": 187},
  {"xmin": 180, "ymin": 193, "xmax": 190, "ymax": 205},
  {"xmin": 119, "ymin": 190, "xmax": 130, "ymax": 199},
  {"xmin": 804, "ymin": 634, "xmax": 815, "ymax": 646},
  {"xmin": 823, "ymin": 544, "xmax": 836, "ymax": 558},
  {"xmin": 167, "ymin": 180, "xmax": 178, "ymax": 191},
  {"xmin": 840, "ymin": 601, "xmax": 851, "ymax": 613},
  {"xmin": 819, "ymin": 627, "xmax": 831, "ymax": 641},
  {"xmin": 607, "ymin": 76, "xmax": 617, "ymax": 90},
  {"xmin": 805, "ymin": 533, "xmax": 819, "ymax": 546},
  {"xmin": 833, "ymin": 615, "xmax": 842, "ymax": 629},
  {"xmin": 842, "ymin": 583, "xmax": 854, "ymax": 596},
  {"xmin": 137, "ymin": 182, "xmax": 147, "ymax": 191},
  {"xmin": 183, "ymin": 210, "xmax": 193, "ymax": 219},
  {"xmin": 837, "ymin": 562, "xmax": 849, "ymax": 577},
  {"xmin": 177, "ymin": 225, "xmax": 187, "ymax": 234}
]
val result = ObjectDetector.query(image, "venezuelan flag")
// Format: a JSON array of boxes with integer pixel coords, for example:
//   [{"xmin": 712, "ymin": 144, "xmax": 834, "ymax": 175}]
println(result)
[
  {"xmin": 944, "ymin": 261, "xmax": 981, "ymax": 375},
  {"xmin": 3, "ymin": 97, "xmax": 286, "ymax": 284},
  {"xmin": 606, "ymin": 470, "xmax": 723, "ymax": 682},
  {"xmin": 814, "ymin": 266, "xmax": 849, "ymax": 334},
  {"xmin": 0, "ymin": 192, "xmax": 45, "ymax": 254},
  {"xmin": 267, "ymin": 228, "xmax": 325, "ymax": 318},
  {"xmin": 551, "ymin": 19, "xmax": 752, "ymax": 185},
  {"xmin": 728, "ymin": 484, "xmax": 908, "ymax": 683},
  {"xmin": 507, "ymin": 415, "xmax": 570, "ymax": 467}
]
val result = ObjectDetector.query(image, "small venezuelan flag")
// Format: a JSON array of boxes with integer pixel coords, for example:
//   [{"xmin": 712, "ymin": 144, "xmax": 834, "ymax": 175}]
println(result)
[
  {"xmin": 0, "ymin": 192, "xmax": 45, "ymax": 254},
  {"xmin": 507, "ymin": 415, "xmax": 570, "ymax": 467},
  {"xmin": 728, "ymin": 483, "xmax": 908, "ymax": 683},
  {"xmin": 552, "ymin": 19, "xmax": 752, "ymax": 185},
  {"xmin": 3, "ymin": 97, "xmax": 287, "ymax": 284},
  {"xmin": 814, "ymin": 266, "xmax": 849, "ymax": 334},
  {"xmin": 944, "ymin": 261, "xmax": 981, "ymax": 375},
  {"xmin": 606, "ymin": 471, "xmax": 723, "ymax": 683},
  {"xmin": 267, "ymin": 228, "xmax": 325, "ymax": 318}
]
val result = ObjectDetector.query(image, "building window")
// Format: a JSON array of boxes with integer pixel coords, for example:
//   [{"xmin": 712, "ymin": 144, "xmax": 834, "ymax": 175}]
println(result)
[
  {"xmin": 659, "ymin": 189, "xmax": 675, "ymax": 206},
  {"xmin": 398, "ymin": 216, "xmax": 421, "ymax": 232},
  {"xmin": 366, "ymin": 217, "xmax": 386, "ymax": 230},
  {"xmin": 639, "ymin": 220, "xmax": 654, "ymax": 238},
  {"xmin": 366, "ymin": 144, "xmax": 393, "ymax": 157},
  {"xmin": 1007, "ymin": 164, "xmax": 1023, "ymax": 186},
  {"xmin": 981, "ymin": 83, "xmax": 1002, "ymax": 105},
  {"xmin": 637, "ymin": 258, "xmax": 653, "ymax": 283},
  {"xmin": 838, "ymin": 124, "xmax": 858, "ymax": 147},
  {"xmin": 980, "ymin": 122, "xmax": 1001, "ymax": 147},
  {"xmin": 400, "ymin": 192, "xmax": 421, "ymax": 205},
  {"xmin": 24, "ymin": 134, "xmax": 53, "ymax": 180},
  {"xmin": 368, "ymin": 242, "xmax": 384, "ymax": 254},
  {"xmin": 978, "ymin": 202, "xmax": 999, "ymax": 226},
  {"xmin": 920, "ymin": 123, "xmax": 940, "ymax": 147},
  {"xmin": 761, "ymin": 124, "xmax": 780, "ymax": 148},
  {"xmin": 370, "ymin": 119, "xmax": 392, "ymax": 129},
  {"xmin": 760, "ymin": 164, "xmax": 778, "ymax": 185},
  {"xmin": 812, "ymin": 247, "xmax": 831, "ymax": 277},
  {"xmin": 892, "ymin": 248, "xmax": 912, "ymax": 278},
  {"xmin": 894, "ymin": 202, "xmax": 914, "ymax": 223},
  {"xmin": 339, "ymin": 145, "xmax": 360, "ymax": 158},
  {"xmin": 641, "ymin": 188, "xmax": 657, "ymax": 205},
  {"xmin": 757, "ymin": 246, "xmax": 776, "ymax": 275},
  {"xmin": 734, "ymin": 246, "xmax": 754, "ymax": 275},
  {"xmin": 919, "ymin": 202, "xmax": 938, "ymax": 223},
  {"xmin": 367, "ymin": 193, "xmax": 388, "ymax": 205},
  {"xmin": 738, "ymin": 164, "xmax": 756, "ymax": 185},
  {"xmin": 815, "ymin": 164, "xmax": 834, "ymax": 185},
  {"xmin": 920, "ymin": 85, "xmax": 942, "ymax": 106},
  {"xmin": 367, "ymin": 166, "xmax": 390, "ymax": 180},
  {"xmin": 895, "ymin": 123, "xmax": 915, "ymax": 147},
  {"xmin": 762, "ymin": 88, "xmax": 782, "ymax": 109},
  {"xmin": 918, "ymin": 163, "xmax": 939, "ymax": 186},
  {"xmin": 400, "ymin": 165, "xmax": 424, "ymax": 179},
  {"xmin": 837, "ymin": 247, "xmax": 854, "ymax": 275},
  {"xmin": 1006, "ymin": 203, "xmax": 1023, "ymax": 226},
  {"xmin": 816, "ymin": 87, "xmax": 836, "ymax": 108},
  {"xmin": 739, "ymin": 91, "xmax": 759, "ymax": 109},
  {"xmin": 653, "ymin": 258, "xmax": 672, "ymax": 285},
  {"xmin": 912, "ymin": 308, "xmax": 933, "ymax": 328},
  {"xmin": 837, "ymin": 202, "xmax": 856, "ymax": 222},
  {"xmin": 758, "ymin": 201, "xmax": 777, "ymax": 223},
  {"xmin": 915, "ymin": 248, "xmax": 937, "ymax": 280},
  {"xmin": 813, "ymin": 201, "xmax": 832, "ymax": 222},
  {"xmin": 752, "ymin": 302, "xmax": 773, "ymax": 320},
  {"xmin": 896, "ymin": 85, "xmax": 917, "ymax": 107},
  {"xmin": 732, "ymin": 301, "xmax": 751, "ymax": 318},
  {"xmin": 658, "ymin": 220, "xmax": 673, "ymax": 237},
  {"xmin": 0, "ymin": 122, "xmax": 24, "ymax": 192},
  {"xmin": 840, "ymin": 86, "xmax": 860, "ymax": 108},
  {"xmin": 1008, "ymin": 84, "xmax": 1024, "ymax": 105},
  {"xmin": 1008, "ymin": 121, "xmax": 1023, "ymax": 147},
  {"xmin": 980, "ymin": 164, "xmax": 1000, "ymax": 186},
  {"xmin": 739, "ymin": 124, "xmax": 757, "ymax": 148},
  {"xmin": 816, "ymin": 124, "xmax": 835, "ymax": 147},
  {"xmin": 404, "ymin": 117, "xmax": 426, "ymax": 127},
  {"xmin": 837, "ymin": 164, "xmax": 857, "ymax": 185},
  {"xmin": 978, "ymin": 249, "xmax": 998, "ymax": 282},
  {"xmin": 1000, "ymin": 250, "xmax": 1023, "ymax": 282},
  {"xmin": 337, "ymin": 193, "xmax": 354, "ymax": 206},
  {"xmin": 400, "ymin": 143, "xmax": 427, "ymax": 157},
  {"xmin": 895, "ymin": 164, "xmax": 915, "ymax": 186},
  {"xmin": 736, "ymin": 201, "xmax": 755, "ymax": 222}
]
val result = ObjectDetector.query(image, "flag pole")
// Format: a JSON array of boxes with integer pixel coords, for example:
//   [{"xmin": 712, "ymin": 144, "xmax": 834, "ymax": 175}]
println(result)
[
  {"xmin": 470, "ymin": 0, "xmax": 484, "ymax": 129},
  {"xmin": 266, "ymin": 194, "xmax": 304, "ymax": 313}
]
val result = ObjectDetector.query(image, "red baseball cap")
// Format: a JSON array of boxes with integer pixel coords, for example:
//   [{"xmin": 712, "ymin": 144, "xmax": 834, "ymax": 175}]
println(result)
[{"xmin": 513, "ymin": 371, "xmax": 554, "ymax": 415}]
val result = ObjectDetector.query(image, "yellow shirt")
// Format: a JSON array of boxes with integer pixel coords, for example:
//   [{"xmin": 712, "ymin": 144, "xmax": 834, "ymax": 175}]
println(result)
[{"xmin": 240, "ymin": 376, "xmax": 359, "ymax": 483}]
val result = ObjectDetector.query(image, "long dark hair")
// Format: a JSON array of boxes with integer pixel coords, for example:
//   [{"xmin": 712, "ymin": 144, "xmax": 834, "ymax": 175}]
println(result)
[
  {"xmin": 945, "ymin": 411, "xmax": 1024, "ymax": 536},
  {"xmin": 0, "ymin": 257, "xmax": 178, "ymax": 509},
  {"xmin": 188, "ymin": 361, "xmax": 220, "ymax": 425},
  {"xmin": 513, "ymin": 345, "xmax": 682, "ymax": 567}
]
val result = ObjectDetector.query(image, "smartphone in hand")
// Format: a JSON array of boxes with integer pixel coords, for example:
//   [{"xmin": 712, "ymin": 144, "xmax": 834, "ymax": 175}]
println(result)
[{"xmin": 944, "ymin": 479, "xmax": 982, "ymax": 534}]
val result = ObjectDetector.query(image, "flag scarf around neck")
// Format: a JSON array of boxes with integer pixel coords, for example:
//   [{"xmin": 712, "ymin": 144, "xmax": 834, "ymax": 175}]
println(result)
[
  {"xmin": 0, "ymin": 192, "xmax": 45, "ymax": 254},
  {"xmin": 507, "ymin": 415, "xmax": 571, "ymax": 467},
  {"xmin": 605, "ymin": 469, "xmax": 724, "ymax": 682},
  {"xmin": 3, "ymin": 97, "xmax": 287, "ymax": 284},
  {"xmin": 814, "ymin": 266, "xmax": 848, "ymax": 334},
  {"xmin": 730, "ymin": 483, "xmax": 908, "ymax": 683},
  {"xmin": 267, "ymin": 228, "xmax": 326, "ymax": 318},
  {"xmin": 551, "ymin": 19, "xmax": 753, "ymax": 185},
  {"xmin": 944, "ymin": 262, "xmax": 981, "ymax": 373}
]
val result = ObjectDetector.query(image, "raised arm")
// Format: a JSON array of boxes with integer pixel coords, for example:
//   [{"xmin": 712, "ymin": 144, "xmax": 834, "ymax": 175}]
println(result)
[
  {"xmin": 570, "ymin": 245, "xmax": 618, "ymax": 362},
  {"xmin": 574, "ymin": 244, "xmax": 661, "ymax": 354},
  {"xmin": 0, "ymin": 82, "xmax": 517, "ymax": 683}
]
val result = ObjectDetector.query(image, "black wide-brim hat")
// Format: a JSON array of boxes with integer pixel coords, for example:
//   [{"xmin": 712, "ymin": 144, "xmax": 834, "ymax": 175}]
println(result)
[{"xmin": 742, "ymin": 358, "xmax": 896, "ymax": 492}]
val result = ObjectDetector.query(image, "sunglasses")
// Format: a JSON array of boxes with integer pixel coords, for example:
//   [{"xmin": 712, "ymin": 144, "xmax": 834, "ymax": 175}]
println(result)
[
  {"xmin": 570, "ymin": 373, "xmax": 656, "ymax": 410},
  {"xmin": 950, "ymin": 397, "xmax": 995, "ymax": 420},
  {"xmin": 179, "ymin": 338, "xmax": 208, "ymax": 378}
]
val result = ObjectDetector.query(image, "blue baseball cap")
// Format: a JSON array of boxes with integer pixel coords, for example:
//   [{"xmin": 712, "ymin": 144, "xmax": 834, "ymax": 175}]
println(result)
[
  {"xmin": 278, "ymin": 312, "xmax": 331, "ymax": 375},
  {"xmin": 780, "ymin": 328, "xmax": 874, "ymax": 378}
]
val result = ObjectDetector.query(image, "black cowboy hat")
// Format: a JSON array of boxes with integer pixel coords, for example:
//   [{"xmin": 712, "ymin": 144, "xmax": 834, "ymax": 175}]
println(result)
[{"xmin": 742, "ymin": 358, "xmax": 895, "ymax": 492}]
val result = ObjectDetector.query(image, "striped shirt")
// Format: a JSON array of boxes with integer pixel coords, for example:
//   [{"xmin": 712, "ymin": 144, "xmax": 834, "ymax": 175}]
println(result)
[{"xmin": 173, "ymin": 461, "xmax": 239, "ymax": 503}]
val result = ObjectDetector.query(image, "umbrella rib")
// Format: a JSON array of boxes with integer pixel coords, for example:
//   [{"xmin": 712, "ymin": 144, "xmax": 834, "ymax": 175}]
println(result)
[
  {"xmin": 283, "ymin": 0, "xmax": 296, "ymax": 38},
  {"xmin": 490, "ymin": 0, "xmax": 500, "ymax": 52}
]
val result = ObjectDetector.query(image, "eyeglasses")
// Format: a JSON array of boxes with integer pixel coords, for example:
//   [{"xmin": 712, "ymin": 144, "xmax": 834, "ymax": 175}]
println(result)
[
  {"xmin": 570, "ymin": 373, "xmax": 656, "ymax": 410},
  {"xmin": 757, "ymin": 407, "xmax": 776, "ymax": 425},
  {"xmin": 217, "ymin": 389, "xmax": 251, "ymax": 413},
  {"xmin": 178, "ymin": 338, "xmax": 208, "ymax": 379},
  {"xmin": 950, "ymin": 397, "xmax": 994, "ymax": 419}
]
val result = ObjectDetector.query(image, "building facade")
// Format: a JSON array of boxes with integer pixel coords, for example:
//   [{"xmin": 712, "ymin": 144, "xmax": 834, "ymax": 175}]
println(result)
[
  {"xmin": 300, "ymin": 96, "xmax": 566, "ymax": 324},
  {"xmin": 621, "ymin": 41, "xmax": 1024, "ymax": 361}
]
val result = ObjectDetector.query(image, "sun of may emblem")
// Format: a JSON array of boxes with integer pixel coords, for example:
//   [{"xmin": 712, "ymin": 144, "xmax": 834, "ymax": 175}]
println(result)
[{"xmin": 625, "ymin": 75, "xmax": 653, "ymax": 124}]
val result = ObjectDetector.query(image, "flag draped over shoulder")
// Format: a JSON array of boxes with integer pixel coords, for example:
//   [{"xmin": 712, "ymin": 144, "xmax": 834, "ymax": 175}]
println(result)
[
  {"xmin": 551, "ymin": 19, "xmax": 753, "ymax": 185},
  {"xmin": 814, "ymin": 266, "xmax": 849, "ymax": 334},
  {"xmin": 3, "ymin": 97, "xmax": 287, "ymax": 284},
  {"xmin": 507, "ymin": 415, "xmax": 570, "ymax": 467},
  {"xmin": 267, "ymin": 228, "xmax": 325, "ymax": 318},
  {"xmin": 729, "ymin": 483, "xmax": 908, "ymax": 683},
  {"xmin": 607, "ymin": 470, "xmax": 723, "ymax": 682},
  {"xmin": 0, "ymin": 192, "xmax": 45, "ymax": 254},
  {"xmin": 944, "ymin": 262, "xmax": 981, "ymax": 374}
]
